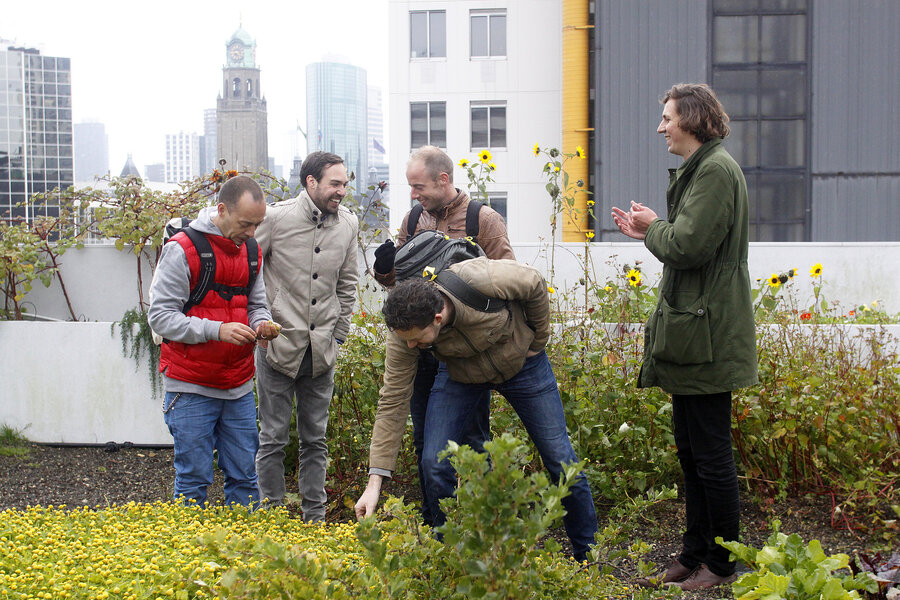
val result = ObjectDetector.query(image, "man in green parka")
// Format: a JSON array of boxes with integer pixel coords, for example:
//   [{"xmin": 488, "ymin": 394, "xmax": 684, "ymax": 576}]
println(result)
[{"xmin": 613, "ymin": 83, "xmax": 758, "ymax": 591}]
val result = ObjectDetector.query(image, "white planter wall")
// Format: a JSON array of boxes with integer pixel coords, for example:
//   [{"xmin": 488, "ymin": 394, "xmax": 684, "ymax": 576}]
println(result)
[{"xmin": 0, "ymin": 322, "xmax": 170, "ymax": 445}]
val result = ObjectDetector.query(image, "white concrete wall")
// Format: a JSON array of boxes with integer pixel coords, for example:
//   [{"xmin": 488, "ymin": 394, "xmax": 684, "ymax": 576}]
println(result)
[
  {"xmin": 22, "ymin": 241, "xmax": 900, "ymax": 321},
  {"xmin": 0, "ymin": 322, "xmax": 170, "ymax": 445},
  {"xmin": 518, "ymin": 241, "xmax": 900, "ymax": 315},
  {"xmin": 2, "ymin": 318, "xmax": 896, "ymax": 446}
]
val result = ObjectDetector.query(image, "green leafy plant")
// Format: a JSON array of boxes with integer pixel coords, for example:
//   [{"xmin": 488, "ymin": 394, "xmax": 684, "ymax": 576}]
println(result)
[
  {"xmin": 113, "ymin": 308, "xmax": 161, "ymax": 396},
  {"xmin": 457, "ymin": 149, "xmax": 497, "ymax": 204},
  {"xmin": 717, "ymin": 520, "xmax": 878, "ymax": 600}
]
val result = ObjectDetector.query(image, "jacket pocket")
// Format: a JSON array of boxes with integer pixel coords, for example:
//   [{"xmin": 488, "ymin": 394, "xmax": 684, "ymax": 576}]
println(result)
[{"xmin": 651, "ymin": 295, "xmax": 713, "ymax": 365}]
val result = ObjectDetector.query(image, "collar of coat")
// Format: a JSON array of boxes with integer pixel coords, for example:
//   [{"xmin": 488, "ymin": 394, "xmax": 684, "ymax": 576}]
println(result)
[
  {"xmin": 298, "ymin": 189, "xmax": 340, "ymax": 227},
  {"xmin": 432, "ymin": 188, "xmax": 468, "ymax": 220},
  {"xmin": 669, "ymin": 137, "xmax": 723, "ymax": 181}
]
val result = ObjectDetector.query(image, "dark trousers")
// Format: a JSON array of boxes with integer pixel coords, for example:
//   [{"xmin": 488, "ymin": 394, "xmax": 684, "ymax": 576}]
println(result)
[
  {"xmin": 410, "ymin": 350, "xmax": 490, "ymax": 526},
  {"xmin": 672, "ymin": 391, "xmax": 740, "ymax": 576}
]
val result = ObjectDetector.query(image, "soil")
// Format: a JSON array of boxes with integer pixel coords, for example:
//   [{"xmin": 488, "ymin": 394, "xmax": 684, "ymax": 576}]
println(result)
[{"xmin": 0, "ymin": 444, "xmax": 890, "ymax": 599}]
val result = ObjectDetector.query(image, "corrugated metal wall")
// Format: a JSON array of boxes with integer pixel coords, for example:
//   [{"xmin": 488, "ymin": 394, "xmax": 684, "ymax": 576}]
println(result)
[
  {"xmin": 812, "ymin": 177, "xmax": 900, "ymax": 241},
  {"xmin": 594, "ymin": 0, "xmax": 708, "ymax": 240},
  {"xmin": 811, "ymin": 1, "xmax": 900, "ymax": 241}
]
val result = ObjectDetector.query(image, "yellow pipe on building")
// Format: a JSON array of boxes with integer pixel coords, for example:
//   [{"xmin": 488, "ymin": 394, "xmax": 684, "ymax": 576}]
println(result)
[{"xmin": 561, "ymin": 0, "xmax": 592, "ymax": 242}]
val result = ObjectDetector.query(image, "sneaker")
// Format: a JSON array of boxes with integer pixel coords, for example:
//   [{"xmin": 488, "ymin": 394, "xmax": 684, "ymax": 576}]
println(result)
[
  {"xmin": 669, "ymin": 564, "xmax": 738, "ymax": 590},
  {"xmin": 636, "ymin": 559, "xmax": 697, "ymax": 588}
]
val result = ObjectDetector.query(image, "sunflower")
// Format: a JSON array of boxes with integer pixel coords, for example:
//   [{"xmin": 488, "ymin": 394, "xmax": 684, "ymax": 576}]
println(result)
[
  {"xmin": 810, "ymin": 262, "xmax": 823, "ymax": 278},
  {"xmin": 575, "ymin": 145, "xmax": 587, "ymax": 159},
  {"xmin": 458, "ymin": 158, "xmax": 470, "ymax": 168},
  {"xmin": 532, "ymin": 143, "xmax": 540, "ymax": 156},
  {"xmin": 626, "ymin": 269, "xmax": 642, "ymax": 287},
  {"xmin": 478, "ymin": 149, "xmax": 492, "ymax": 163},
  {"xmin": 768, "ymin": 273, "xmax": 781, "ymax": 288}
]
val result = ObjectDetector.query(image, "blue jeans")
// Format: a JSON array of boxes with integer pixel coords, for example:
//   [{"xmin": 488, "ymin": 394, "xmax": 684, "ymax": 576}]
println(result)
[
  {"xmin": 410, "ymin": 350, "xmax": 491, "ymax": 526},
  {"xmin": 421, "ymin": 351, "xmax": 598, "ymax": 559},
  {"xmin": 672, "ymin": 392, "xmax": 740, "ymax": 576},
  {"xmin": 163, "ymin": 391, "xmax": 260, "ymax": 507}
]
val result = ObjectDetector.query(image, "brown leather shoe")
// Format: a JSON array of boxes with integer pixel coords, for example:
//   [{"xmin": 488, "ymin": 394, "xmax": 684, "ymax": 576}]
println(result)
[
  {"xmin": 670, "ymin": 564, "xmax": 738, "ymax": 590},
  {"xmin": 636, "ymin": 559, "xmax": 697, "ymax": 588}
]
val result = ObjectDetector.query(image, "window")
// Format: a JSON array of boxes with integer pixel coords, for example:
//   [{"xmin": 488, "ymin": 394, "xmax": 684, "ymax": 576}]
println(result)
[
  {"xmin": 712, "ymin": 0, "xmax": 809, "ymax": 241},
  {"xmin": 485, "ymin": 191, "xmax": 507, "ymax": 221},
  {"xmin": 232, "ymin": 78, "xmax": 240, "ymax": 97},
  {"xmin": 470, "ymin": 102, "xmax": 506, "ymax": 149},
  {"xmin": 470, "ymin": 10, "xmax": 507, "ymax": 58},
  {"xmin": 246, "ymin": 79, "xmax": 252, "ymax": 97},
  {"xmin": 410, "ymin": 102, "xmax": 446, "ymax": 149},
  {"xmin": 410, "ymin": 11, "xmax": 446, "ymax": 58}
]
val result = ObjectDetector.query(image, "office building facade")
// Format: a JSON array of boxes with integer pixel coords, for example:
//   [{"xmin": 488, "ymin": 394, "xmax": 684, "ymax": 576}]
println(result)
[
  {"xmin": 74, "ymin": 121, "xmax": 109, "ymax": 182},
  {"xmin": 306, "ymin": 60, "xmax": 368, "ymax": 194},
  {"xmin": 165, "ymin": 131, "xmax": 199, "ymax": 183},
  {"xmin": 0, "ymin": 44, "xmax": 73, "ymax": 222}
]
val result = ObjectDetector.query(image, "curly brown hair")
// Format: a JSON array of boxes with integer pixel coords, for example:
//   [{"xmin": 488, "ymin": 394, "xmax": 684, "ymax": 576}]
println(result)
[
  {"xmin": 662, "ymin": 83, "xmax": 730, "ymax": 143},
  {"xmin": 382, "ymin": 278, "xmax": 445, "ymax": 331}
]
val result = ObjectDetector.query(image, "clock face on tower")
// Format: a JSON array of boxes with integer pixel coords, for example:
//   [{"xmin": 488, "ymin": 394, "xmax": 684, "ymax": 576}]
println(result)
[{"xmin": 229, "ymin": 43, "xmax": 244, "ymax": 63}]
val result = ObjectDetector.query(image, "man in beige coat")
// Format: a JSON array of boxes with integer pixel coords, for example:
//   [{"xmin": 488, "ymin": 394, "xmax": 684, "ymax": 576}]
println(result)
[{"xmin": 254, "ymin": 151, "xmax": 359, "ymax": 521}]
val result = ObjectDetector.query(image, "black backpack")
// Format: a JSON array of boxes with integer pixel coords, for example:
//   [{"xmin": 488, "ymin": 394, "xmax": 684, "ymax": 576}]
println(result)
[
  {"xmin": 393, "ymin": 230, "xmax": 505, "ymax": 313},
  {"xmin": 162, "ymin": 217, "xmax": 260, "ymax": 313}
]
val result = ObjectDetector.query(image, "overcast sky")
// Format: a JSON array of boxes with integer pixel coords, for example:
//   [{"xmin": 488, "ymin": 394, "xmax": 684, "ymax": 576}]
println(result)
[{"xmin": 5, "ymin": 0, "xmax": 390, "ymax": 176}]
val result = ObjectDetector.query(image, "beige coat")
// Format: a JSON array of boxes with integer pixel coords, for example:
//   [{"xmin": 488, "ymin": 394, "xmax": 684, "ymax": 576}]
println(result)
[
  {"xmin": 255, "ymin": 191, "xmax": 359, "ymax": 378},
  {"xmin": 368, "ymin": 257, "xmax": 550, "ymax": 472}
]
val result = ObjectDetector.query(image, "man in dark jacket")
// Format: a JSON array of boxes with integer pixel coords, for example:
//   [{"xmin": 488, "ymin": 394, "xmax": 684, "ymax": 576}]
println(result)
[{"xmin": 613, "ymin": 83, "xmax": 758, "ymax": 590}]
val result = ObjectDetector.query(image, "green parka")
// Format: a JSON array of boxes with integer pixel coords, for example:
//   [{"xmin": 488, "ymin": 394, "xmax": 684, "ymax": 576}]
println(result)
[{"xmin": 638, "ymin": 138, "xmax": 759, "ymax": 394}]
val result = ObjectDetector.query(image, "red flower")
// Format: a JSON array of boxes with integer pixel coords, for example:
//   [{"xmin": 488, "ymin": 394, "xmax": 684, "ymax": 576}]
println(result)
[
  {"xmin": 848, "ymin": 310, "xmax": 855, "ymax": 316},
  {"xmin": 226, "ymin": 170, "xmax": 238, "ymax": 178},
  {"xmin": 800, "ymin": 312, "xmax": 812, "ymax": 321},
  {"xmin": 210, "ymin": 170, "xmax": 223, "ymax": 183}
]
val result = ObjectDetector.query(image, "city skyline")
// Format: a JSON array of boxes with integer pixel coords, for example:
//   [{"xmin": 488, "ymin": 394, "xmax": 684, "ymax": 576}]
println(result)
[{"xmin": 4, "ymin": 0, "xmax": 389, "ymax": 179}]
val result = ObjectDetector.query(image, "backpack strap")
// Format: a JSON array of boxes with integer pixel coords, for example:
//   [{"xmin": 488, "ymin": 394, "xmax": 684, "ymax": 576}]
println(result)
[
  {"xmin": 435, "ymin": 270, "xmax": 506, "ymax": 313},
  {"xmin": 465, "ymin": 200, "xmax": 483, "ymax": 243},
  {"xmin": 407, "ymin": 203, "xmax": 424, "ymax": 238},
  {"xmin": 180, "ymin": 229, "xmax": 260, "ymax": 313},
  {"xmin": 182, "ymin": 228, "xmax": 216, "ymax": 313}
]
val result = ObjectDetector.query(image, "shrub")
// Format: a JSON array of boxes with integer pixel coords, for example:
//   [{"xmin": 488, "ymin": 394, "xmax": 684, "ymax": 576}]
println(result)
[{"xmin": 717, "ymin": 520, "xmax": 878, "ymax": 600}]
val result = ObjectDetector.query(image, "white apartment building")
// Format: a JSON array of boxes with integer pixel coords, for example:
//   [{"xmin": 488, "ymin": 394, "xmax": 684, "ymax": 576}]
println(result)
[
  {"xmin": 388, "ymin": 1, "xmax": 565, "ymax": 242},
  {"xmin": 165, "ymin": 131, "xmax": 200, "ymax": 184}
]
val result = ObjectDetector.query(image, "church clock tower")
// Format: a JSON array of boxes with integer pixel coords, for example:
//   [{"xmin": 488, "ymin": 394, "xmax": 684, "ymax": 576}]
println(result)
[{"xmin": 216, "ymin": 26, "xmax": 268, "ymax": 173}]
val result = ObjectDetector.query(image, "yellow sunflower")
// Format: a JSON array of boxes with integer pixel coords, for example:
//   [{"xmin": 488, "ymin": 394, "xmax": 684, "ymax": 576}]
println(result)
[
  {"xmin": 810, "ymin": 262, "xmax": 823, "ymax": 278},
  {"xmin": 532, "ymin": 143, "xmax": 540, "ymax": 156},
  {"xmin": 458, "ymin": 158, "xmax": 470, "ymax": 168},
  {"xmin": 478, "ymin": 149, "xmax": 492, "ymax": 163},
  {"xmin": 768, "ymin": 273, "xmax": 781, "ymax": 288},
  {"xmin": 575, "ymin": 145, "xmax": 587, "ymax": 159},
  {"xmin": 626, "ymin": 269, "xmax": 642, "ymax": 287}
]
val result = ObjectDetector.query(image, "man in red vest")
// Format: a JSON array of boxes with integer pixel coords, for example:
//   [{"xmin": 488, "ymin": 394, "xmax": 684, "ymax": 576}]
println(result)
[{"xmin": 149, "ymin": 175, "xmax": 279, "ymax": 506}]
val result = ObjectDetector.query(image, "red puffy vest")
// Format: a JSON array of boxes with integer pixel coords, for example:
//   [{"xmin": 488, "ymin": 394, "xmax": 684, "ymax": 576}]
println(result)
[{"xmin": 159, "ymin": 232, "xmax": 262, "ymax": 389}]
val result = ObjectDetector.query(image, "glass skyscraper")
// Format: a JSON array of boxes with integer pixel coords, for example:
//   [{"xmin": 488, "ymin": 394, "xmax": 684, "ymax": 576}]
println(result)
[
  {"xmin": 306, "ymin": 61, "xmax": 367, "ymax": 193},
  {"xmin": 0, "ymin": 45, "xmax": 73, "ymax": 222}
]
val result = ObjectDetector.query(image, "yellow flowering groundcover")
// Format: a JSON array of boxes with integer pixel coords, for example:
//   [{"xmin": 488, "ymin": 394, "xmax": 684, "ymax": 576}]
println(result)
[{"xmin": 0, "ymin": 502, "xmax": 364, "ymax": 599}]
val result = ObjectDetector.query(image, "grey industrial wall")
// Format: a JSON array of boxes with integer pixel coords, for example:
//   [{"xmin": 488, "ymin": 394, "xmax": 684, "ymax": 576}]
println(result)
[{"xmin": 594, "ymin": 0, "xmax": 900, "ymax": 242}]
